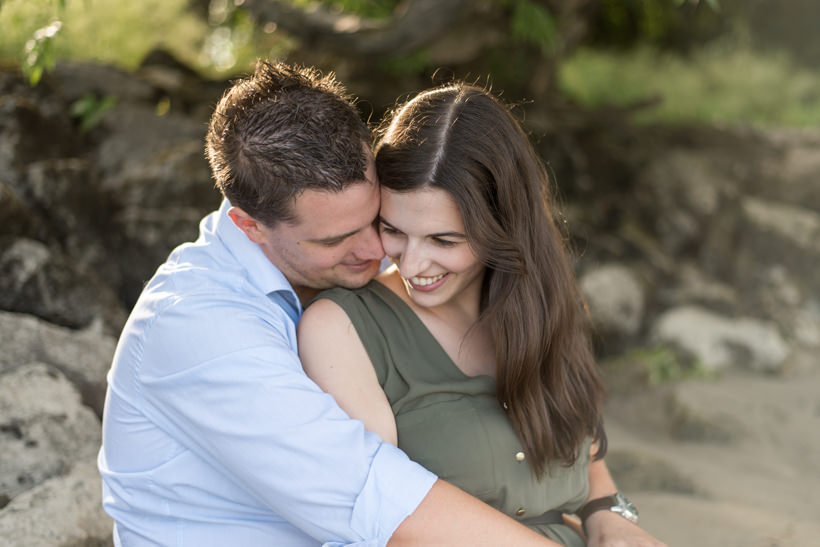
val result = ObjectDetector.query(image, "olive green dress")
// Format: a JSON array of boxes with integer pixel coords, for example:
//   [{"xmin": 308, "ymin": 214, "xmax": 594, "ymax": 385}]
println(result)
[{"xmin": 318, "ymin": 281, "xmax": 589, "ymax": 546}]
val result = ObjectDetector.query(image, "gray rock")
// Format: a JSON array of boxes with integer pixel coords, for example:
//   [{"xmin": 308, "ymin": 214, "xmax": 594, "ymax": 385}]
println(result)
[
  {"xmin": 657, "ymin": 263, "xmax": 737, "ymax": 314},
  {"xmin": 651, "ymin": 306, "xmax": 789, "ymax": 373},
  {"xmin": 51, "ymin": 61, "xmax": 154, "ymax": 105},
  {"xmin": 580, "ymin": 263, "xmax": 645, "ymax": 337},
  {"xmin": 0, "ymin": 458, "xmax": 112, "ymax": 547},
  {"xmin": 109, "ymin": 137, "xmax": 218, "ymax": 251},
  {"xmin": 0, "ymin": 364, "xmax": 101, "ymax": 505},
  {"xmin": 0, "ymin": 311, "xmax": 116, "ymax": 416},
  {"xmin": 94, "ymin": 103, "xmax": 206, "ymax": 183},
  {"xmin": 742, "ymin": 197, "xmax": 820, "ymax": 254},
  {"xmin": 24, "ymin": 158, "xmax": 109, "ymax": 244},
  {"xmin": 761, "ymin": 129, "xmax": 820, "ymax": 211},
  {"xmin": 0, "ymin": 238, "xmax": 127, "ymax": 333},
  {"xmin": 0, "ymin": 91, "xmax": 78, "ymax": 182},
  {"xmin": 634, "ymin": 150, "xmax": 735, "ymax": 256},
  {"xmin": 0, "ymin": 181, "xmax": 48, "ymax": 242},
  {"xmin": 89, "ymin": 103, "xmax": 219, "ymax": 302}
]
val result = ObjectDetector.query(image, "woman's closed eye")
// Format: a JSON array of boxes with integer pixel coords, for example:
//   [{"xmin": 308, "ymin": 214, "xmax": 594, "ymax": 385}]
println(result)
[{"xmin": 431, "ymin": 237, "xmax": 457, "ymax": 247}]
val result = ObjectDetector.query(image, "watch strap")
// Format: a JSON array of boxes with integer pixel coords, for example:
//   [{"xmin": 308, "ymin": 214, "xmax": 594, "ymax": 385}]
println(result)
[{"xmin": 577, "ymin": 494, "xmax": 618, "ymax": 523}]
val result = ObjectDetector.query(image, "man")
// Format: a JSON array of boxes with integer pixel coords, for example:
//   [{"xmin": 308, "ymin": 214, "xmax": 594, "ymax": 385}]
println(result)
[{"xmin": 98, "ymin": 60, "xmax": 555, "ymax": 546}]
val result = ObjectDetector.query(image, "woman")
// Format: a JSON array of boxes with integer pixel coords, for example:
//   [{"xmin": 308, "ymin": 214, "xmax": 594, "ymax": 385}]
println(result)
[{"xmin": 298, "ymin": 84, "xmax": 664, "ymax": 546}]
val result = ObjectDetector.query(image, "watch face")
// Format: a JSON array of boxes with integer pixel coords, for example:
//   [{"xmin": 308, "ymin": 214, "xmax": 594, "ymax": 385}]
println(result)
[{"xmin": 613, "ymin": 493, "xmax": 639, "ymax": 524}]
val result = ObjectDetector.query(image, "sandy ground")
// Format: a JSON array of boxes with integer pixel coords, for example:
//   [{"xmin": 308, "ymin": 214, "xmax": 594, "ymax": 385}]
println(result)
[{"xmin": 602, "ymin": 355, "xmax": 820, "ymax": 547}]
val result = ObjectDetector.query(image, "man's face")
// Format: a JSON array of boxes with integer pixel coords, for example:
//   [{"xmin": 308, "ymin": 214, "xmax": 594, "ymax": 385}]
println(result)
[{"xmin": 252, "ymin": 157, "xmax": 384, "ymax": 302}]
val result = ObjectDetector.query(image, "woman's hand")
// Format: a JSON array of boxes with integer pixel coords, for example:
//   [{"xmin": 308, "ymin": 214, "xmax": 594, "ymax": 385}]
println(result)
[{"xmin": 584, "ymin": 510, "xmax": 667, "ymax": 547}]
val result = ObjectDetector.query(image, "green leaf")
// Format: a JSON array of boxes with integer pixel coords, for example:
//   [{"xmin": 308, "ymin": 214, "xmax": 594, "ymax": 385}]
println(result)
[
  {"xmin": 510, "ymin": 0, "xmax": 557, "ymax": 55},
  {"xmin": 71, "ymin": 93, "xmax": 118, "ymax": 132}
]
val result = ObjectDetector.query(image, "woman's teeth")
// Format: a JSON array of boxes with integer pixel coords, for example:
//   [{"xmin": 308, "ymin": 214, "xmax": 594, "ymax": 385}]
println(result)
[{"xmin": 410, "ymin": 273, "xmax": 445, "ymax": 286}]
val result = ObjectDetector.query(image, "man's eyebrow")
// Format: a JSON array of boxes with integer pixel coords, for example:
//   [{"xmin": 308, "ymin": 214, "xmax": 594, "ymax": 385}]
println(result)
[
  {"xmin": 379, "ymin": 217, "xmax": 466, "ymax": 239},
  {"xmin": 307, "ymin": 227, "xmax": 362, "ymax": 245}
]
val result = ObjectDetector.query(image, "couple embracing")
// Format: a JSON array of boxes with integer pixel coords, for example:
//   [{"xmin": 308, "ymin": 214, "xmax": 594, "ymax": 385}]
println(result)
[{"xmin": 98, "ymin": 60, "xmax": 665, "ymax": 547}]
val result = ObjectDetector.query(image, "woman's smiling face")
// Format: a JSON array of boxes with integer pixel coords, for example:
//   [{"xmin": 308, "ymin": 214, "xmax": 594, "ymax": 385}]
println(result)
[{"xmin": 379, "ymin": 186, "xmax": 485, "ymax": 310}]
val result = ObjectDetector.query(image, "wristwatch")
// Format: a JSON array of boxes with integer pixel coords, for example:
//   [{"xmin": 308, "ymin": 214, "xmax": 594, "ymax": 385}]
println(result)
[{"xmin": 577, "ymin": 493, "xmax": 639, "ymax": 529}]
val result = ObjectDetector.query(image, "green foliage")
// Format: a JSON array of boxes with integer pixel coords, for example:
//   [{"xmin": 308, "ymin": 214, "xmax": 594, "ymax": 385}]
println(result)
[
  {"xmin": 613, "ymin": 346, "xmax": 713, "ymax": 385},
  {"xmin": 1, "ymin": 0, "xmax": 212, "ymax": 73},
  {"xmin": 379, "ymin": 49, "xmax": 429, "ymax": 77},
  {"xmin": 488, "ymin": 0, "xmax": 558, "ymax": 57},
  {"xmin": 558, "ymin": 42, "xmax": 820, "ymax": 128},
  {"xmin": 591, "ymin": 0, "xmax": 724, "ymax": 51},
  {"xmin": 22, "ymin": 20, "xmax": 62, "ymax": 85},
  {"xmin": 674, "ymin": 0, "xmax": 721, "ymax": 10},
  {"xmin": 294, "ymin": 0, "xmax": 398, "ymax": 18},
  {"xmin": 509, "ymin": 0, "xmax": 557, "ymax": 55},
  {"xmin": 70, "ymin": 93, "xmax": 117, "ymax": 132}
]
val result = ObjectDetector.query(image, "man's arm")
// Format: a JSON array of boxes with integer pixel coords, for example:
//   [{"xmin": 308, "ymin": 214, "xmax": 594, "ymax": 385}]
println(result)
[
  {"xmin": 390, "ymin": 480, "xmax": 562, "ymax": 546},
  {"xmin": 131, "ymin": 295, "xmax": 434, "ymax": 545}
]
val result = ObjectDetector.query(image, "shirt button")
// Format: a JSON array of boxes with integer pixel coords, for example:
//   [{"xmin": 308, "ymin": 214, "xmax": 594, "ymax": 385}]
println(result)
[
  {"xmin": 515, "ymin": 451, "xmax": 525, "ymax": 462},
  {"xmin": 516, "ymin": 508, "xmax": 526, "ymax": 516}
]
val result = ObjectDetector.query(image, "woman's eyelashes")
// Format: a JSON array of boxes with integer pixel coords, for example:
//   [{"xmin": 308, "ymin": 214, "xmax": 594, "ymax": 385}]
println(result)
[
  {"xmin": 431, "ymin": 237, "xmax": 457, "ymax": 247},
  {"xmin": 380, "ymin": 223, "xmax": 457, "ymax": 248}
]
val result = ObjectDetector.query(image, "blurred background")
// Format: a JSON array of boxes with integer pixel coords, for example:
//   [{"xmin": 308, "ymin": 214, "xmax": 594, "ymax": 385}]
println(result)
[{"xmin": 0, "ymin": 1, "xmax": 818, "ymax": 546}]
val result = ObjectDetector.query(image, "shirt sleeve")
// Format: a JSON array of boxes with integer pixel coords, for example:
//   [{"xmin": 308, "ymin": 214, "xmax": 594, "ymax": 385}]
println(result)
[{"xmin": 135, "ymin": 298, "xmax": 437, "ymax": 545}]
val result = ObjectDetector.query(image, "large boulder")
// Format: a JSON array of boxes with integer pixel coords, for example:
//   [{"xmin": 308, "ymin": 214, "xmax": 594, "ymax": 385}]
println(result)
[
  {"xmin": 650, "ymin": 306, "xmax": 788, "ymax": 373},
  {"xmin": 0, "ymin": 311, "xmax": 117, "ymax": 416},
  {"xmin": 0, "ymin": 459, "xmax": 112, "ymax": 547},
  {"xmin": 579, "ymin": 263, "xmax": 646, "ymax": 352},
  {"xmin": 0, "ymin": 364, "xmax": 101, "ymax": 506},
  {"xmin": 0, "ymin": 238, "xmax": 127, "ymax": 332}
]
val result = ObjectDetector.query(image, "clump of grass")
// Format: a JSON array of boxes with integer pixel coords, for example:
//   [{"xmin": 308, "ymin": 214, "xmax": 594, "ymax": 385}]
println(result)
[
  {"xmin": 558, "ymin": 41, "xmax": 820, "ymax": 128},
  {"xmin": 606, "ymin": 346, "xmax": 714, "ymax": 387},
  {"xmin": 0, "ymin": 0, "xmax": 292, "ymax": 78},
  {"xmin": 1, "ymin": 0, "xmax": 208, "ymax": 70}
]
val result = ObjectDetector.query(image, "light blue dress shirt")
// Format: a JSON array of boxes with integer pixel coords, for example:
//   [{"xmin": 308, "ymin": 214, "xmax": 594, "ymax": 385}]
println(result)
[{"xmin": 98, "ymin": 199, "xmax": 437, "ymax": 546}]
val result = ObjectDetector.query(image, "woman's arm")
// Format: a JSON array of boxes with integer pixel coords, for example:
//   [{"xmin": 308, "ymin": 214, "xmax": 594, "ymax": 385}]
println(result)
[
  {"xmin": 582, "ymin": 445, "xmax": 667, "ymax": 547},
  {"xmin": 297, "ymin": 298, "xmax": 398, "ymax": 445}
]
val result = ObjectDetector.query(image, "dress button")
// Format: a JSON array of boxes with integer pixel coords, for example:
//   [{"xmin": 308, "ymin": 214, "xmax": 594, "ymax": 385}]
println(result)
[
  {"xmin": 516, "ymin": 508, "xmax": 526, "ymax": 516},
  {"xmin": 515, "ymin": 451, "xmax": 525, "ymax": 462}
]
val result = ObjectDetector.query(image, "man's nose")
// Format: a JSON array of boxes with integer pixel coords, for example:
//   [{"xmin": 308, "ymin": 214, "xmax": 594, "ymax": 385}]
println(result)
[{"xmin": 352, "ymin": 223, "xmax": 384, "ymax": 261}]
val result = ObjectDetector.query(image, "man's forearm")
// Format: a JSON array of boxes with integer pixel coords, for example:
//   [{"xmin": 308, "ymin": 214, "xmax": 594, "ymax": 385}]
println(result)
[{"xmin": 388, "ymin": 480, "xmax": 561, "ymax": 546}]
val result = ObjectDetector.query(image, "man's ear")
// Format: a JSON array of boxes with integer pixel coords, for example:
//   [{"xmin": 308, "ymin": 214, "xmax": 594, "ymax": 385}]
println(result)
[{"xmin": 228, "ymin": 206, "xmax": 266, "ymax": 243}]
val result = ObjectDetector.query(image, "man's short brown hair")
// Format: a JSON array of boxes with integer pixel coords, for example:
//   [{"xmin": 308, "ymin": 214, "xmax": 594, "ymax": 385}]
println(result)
[{"xmin": 206, "ymin": 60, "xmax": 370, "ymax": 226}]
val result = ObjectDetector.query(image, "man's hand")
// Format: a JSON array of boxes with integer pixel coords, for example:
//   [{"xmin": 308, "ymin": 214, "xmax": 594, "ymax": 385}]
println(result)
[{"xmin": 584, "ymin": 510, "xmax": 667, "ymax": 547}]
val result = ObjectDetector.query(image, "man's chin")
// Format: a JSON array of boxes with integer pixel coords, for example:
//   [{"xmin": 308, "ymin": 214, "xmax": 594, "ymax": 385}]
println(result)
[{"xmin": 336, "ymin": 261, "xmax": 380, "ymax": 288}]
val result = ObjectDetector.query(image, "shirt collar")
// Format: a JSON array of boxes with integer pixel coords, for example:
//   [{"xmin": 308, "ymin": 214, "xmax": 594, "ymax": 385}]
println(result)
[{"xmin": 213, "ymin": 198, "xmax": 303, "ymax": 316}]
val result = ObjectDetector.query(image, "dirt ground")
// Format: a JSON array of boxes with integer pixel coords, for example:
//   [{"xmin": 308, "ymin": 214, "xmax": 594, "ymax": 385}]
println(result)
[{"xmin": 602, "ymin": 353, "xmax": 820, "ymax": 547}]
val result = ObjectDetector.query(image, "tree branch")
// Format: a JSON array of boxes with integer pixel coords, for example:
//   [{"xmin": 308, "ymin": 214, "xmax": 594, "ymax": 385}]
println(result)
[{"xmin": 241, "ymin": 0, "xmax": 482, "ymax": 57}]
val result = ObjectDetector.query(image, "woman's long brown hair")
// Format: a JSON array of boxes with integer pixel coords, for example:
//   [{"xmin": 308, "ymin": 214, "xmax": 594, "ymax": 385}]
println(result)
[{"xmin": 375, "ymin": 84, "xmax": 606, "ymax": 478}]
